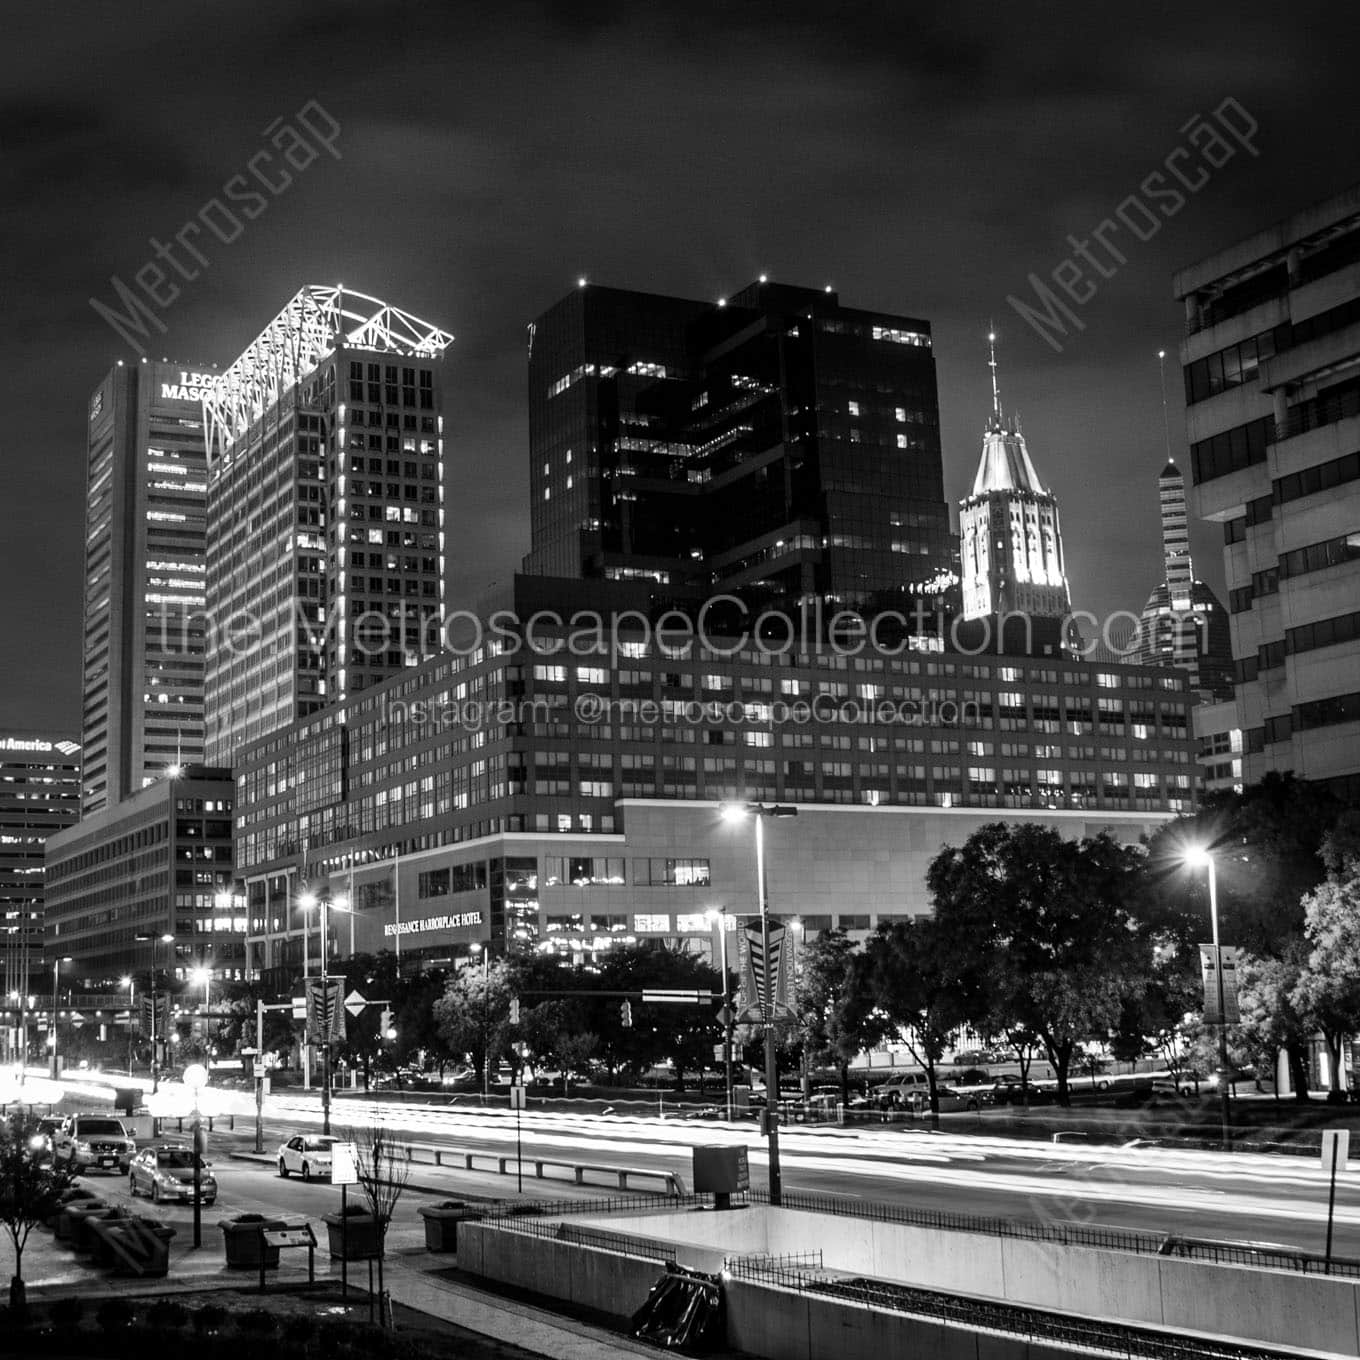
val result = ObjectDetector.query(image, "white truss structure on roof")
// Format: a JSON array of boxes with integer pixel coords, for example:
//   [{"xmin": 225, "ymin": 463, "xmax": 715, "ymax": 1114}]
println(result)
[{"xmin": 202, "ymin": 285, "xmax": 454, "ymax": 460}]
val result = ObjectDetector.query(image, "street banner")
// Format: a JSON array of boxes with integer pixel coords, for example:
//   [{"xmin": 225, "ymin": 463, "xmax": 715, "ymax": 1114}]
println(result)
[
  {"xmin": 306, "ymin": 978, "xmax": 344, "ymax": 1043},
  {"xmin": 1199, "ymin": 944, "xmax": 1241, "ymax": 1024},
  {"xmin": 737, "ymin": 923, "xmax": 792, "ymax": 1024}
]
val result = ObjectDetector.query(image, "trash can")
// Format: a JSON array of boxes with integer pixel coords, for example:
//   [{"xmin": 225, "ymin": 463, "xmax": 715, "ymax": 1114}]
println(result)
[
  {"xmin": 322, "ymin": 1209, "xmax": 383, "ymax": 1260},
  {"xmin": 219, "ymin": 1213, "xmax": 288, "ymax": 1268},
  {"xmin": 418, "ymin": 1201, "xmax": 478, "ymax": 1252}
]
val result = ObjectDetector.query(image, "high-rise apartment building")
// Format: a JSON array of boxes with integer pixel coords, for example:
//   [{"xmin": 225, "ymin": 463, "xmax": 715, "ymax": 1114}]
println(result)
[
  {"xmin": 1, "ymin": 733, "xmax": 80, "ymax": 998},
  {"xmin": 1175, "ymin": 183, "xmax": 1360, "ymax": 798},
  {"xmin": 82, "ymin": 360, "xmax": 212, "ymax": 814},
  {"xmin": 201, "ymin": 287, "xmax": 453, "ymax": 766},
  {"xmin": 958, "ymin": 346, "xmax": 1073, "ymax": 656},
  {"xmin": 1130, "ymin": 459, "xmax": 1232, "ymax": 697},
  {"xmin": 524, "ymin": 280, "xmax": 955, "ymax": 613}
]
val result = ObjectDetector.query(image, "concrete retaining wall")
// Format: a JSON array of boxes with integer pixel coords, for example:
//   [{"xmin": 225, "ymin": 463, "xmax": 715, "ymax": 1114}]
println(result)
[
  {"xmin": 457, "ymin": 1221, "xmax": 662, "ymax": 1321},
  {"xmin": 582, "ymin": 1205, "xmax": 1360, "ymax": 1354}
]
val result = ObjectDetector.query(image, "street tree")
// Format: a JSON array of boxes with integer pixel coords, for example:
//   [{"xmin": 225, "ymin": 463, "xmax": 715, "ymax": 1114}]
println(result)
[
  {"xmin": 850, "ymin": 917, "xmax": 963, "ymax": 1120},
  {"xmin": 0, "ymin": 1112, "xmax": 76, "ymax": 1316},
  {"xmin": 793, "ymin": 928, "xmax": 884, "ymax": 1104},
  {"xmin": 928, "ymin": 822, "xmax": 1150, "ymax": 1104},
  {"xmin": 433, "ymin": 958, "xmax": 514, "ymax": 1088},
  {"xmin": 1235, "ymin": 946, "xmax": 1313, "ymax": 1102},
  {"xmin": 520, "ymin": 1000, "xmax": 598, "ymax": 1093}
]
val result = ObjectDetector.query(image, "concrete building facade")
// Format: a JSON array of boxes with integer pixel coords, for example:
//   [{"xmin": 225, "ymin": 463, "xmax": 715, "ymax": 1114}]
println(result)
[{"xmin": 1175, "ymin": 183, "xmax": 1360, "ymax": 800}]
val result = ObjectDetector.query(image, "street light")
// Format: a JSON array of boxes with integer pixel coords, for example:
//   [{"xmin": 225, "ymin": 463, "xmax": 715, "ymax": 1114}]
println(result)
[
  {"xmin": 49, "ymin": 956, "xmax": 72, "ymax": 1078},
  {"xmin": 1184, "ymin": 845, "xmax": 1232, "ymax": 1150},
  {"xmin": 136, "ymin": 932, "xmax": 176, "ymax": 1093},
  {"xmin": 182, "ymin": 1062, "xmax": 209, "ymax": 1248},
  {"xmin": 720, "ymin": 800, "xmax": 798, "ymax": 1205},
  {"xmin": 190, "ymin": 966, "xmax": 212, "ymax": 1010},
  {"xmin": 706, "ymin": 907, "xmax": 734, "ymax": 1120},
  {"xmin": 120, "ymin": 976, "xmax": 134, "ymax": 1075}
]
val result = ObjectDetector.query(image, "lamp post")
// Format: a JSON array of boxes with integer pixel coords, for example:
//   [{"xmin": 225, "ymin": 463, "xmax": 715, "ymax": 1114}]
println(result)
[
  {"xmin": 1185, "ymin": 846, "xmax": 1232, "ymax": 1151},
  {"xmin": 470, "ymin": 942, "xmax": 490, "ymax": 1100},
  {"xmin": 120, "ymin": 976, "xmax": 134, "ymax": 1075},
  {"xmin": 182, "ymin": 1062, "xmax": 209, "ymax": 1248},
  {"xmin": 722, "ymin": 801, "xmax": 798, "ymax": 1206},
  {"xmin": 706, "ymin": 907, "xmax": 734, "ymax": 1120},
  {"xmin": 190, "ymin": 966, "xmax": 211, "ymax": 1011},
  {"xmin": 48, "ymin": 956, "xmax": 71, "ymax": 1078},
  {"xmin": 136, "ymin": 933, "xmax": 175, "ymax": 1093}
]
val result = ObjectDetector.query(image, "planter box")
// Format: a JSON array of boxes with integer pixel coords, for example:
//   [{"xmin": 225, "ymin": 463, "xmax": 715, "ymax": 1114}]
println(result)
[
  {"xmin": 322, "ymin": 1211, "xmax": 383, "ymax": 1260},
  {"xmin": 219, "ymin": 1216, "xmax": 288, "ymax": 1268},
  {"xmin": 49, "ymin": 1189, "xmax": 101, "ymax": 1236},
  {"xmin": 418, "ymin": 1202, "xmax": 479, "ymax": 1253},
  {"xmin": 62, "ymin": 1201, "xmax": 112, "ymax": 1251}
]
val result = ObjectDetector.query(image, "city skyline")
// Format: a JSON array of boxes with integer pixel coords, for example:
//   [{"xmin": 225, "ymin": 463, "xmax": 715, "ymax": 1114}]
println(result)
[{"xmin": 5, "ymin": 3, "xmax": 1360, "ymax": 732}]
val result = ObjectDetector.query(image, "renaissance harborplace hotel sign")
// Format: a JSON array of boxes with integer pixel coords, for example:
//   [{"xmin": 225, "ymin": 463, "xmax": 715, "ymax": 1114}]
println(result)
[{"xmin": 383, "ymin": 910, "xmax": 483, "ymax": 939}]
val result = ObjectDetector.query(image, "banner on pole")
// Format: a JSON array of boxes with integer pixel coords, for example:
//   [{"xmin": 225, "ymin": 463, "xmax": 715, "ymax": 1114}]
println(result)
[
  {"xmin": 737, "ymin": 923, "xmax": 792, "ymax": 1024},
  {"xmin": 1199, "ymin": 944, "xmax": 1241, "ymax": 1024},
  {"xmin": 306, "ymin": 978, "xmax": 344, "ymax": 1043}
]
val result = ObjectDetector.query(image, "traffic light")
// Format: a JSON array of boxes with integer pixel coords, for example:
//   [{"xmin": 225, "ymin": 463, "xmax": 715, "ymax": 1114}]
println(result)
[
  {"xmin": 509, "ymin": 998, "xmax": 520, "ymax": 1025},
  {"xmin": 380, "ymin": 1008, "xmax": 392, "ymax": 1040},
  {"xmin": 620, "ymin": 1000, "xmax": 632, "ymax": 1028}
]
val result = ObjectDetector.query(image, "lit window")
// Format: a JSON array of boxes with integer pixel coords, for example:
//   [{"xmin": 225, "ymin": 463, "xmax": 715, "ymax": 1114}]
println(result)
[
  {"xmin": 895, "ymin": 407, "xmax": 906, "ymax": 422},
  {"xmin": 847, "ymin": 400, "xmax": 860, "ymax": 417},
  {"xmin": 896, "ymin": 434, "xmax": 908, "ymax": 449},
  {"xmin": 544, "ymin": 487, "xmax": 551, "ymax": 500}
]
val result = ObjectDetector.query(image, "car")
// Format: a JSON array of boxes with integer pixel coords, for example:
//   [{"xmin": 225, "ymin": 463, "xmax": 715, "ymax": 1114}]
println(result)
[
  {"xmin": 872, "ymin": 1072, "xmax": 930, "ymax": 1107},
  {"xmin": 128, "ymin": 1144, "xmax": 217, "ymax": 1205},
  {"xmin": 909, "ymin": 1085, "xmax": 986, "ymax": 1113},
  {"xmin": 992, "ymin": 1075, "xmax": 1053, "ymax": 1105},
  {"xmin": 277, "ymin": 1133, "xmax": 340, "ymax": 1180},
  {"xmin": 53, "ymin": 1114, "xmax": 136, "ymax": 1173},
  {"xmin": 27, "ymin": 1116, "xmax": 64, "ymax": 1163}
]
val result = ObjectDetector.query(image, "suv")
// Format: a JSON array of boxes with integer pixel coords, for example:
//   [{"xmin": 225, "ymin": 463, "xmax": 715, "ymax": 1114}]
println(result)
[
  {"xmin": 873, "ymin": 1073, "xmax": 930, "ymax": 1107},
  {"xmin": 54, "ymin": 1114, "xmax": 136, "ymax": 1174}
]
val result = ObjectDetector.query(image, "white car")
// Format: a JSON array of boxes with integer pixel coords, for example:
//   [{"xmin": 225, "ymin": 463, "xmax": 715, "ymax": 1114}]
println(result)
[{"xmin": 277, "ymin": 1133, "xmax": 339, "ymax": 1181}]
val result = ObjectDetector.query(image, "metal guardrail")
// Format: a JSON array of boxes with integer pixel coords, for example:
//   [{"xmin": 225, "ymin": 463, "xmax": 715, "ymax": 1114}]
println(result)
[
  {"xmin": 482, "ymin": 1190, "xmax": 712, "ymax": 1220},
  {"xmin": 388, "ymin": 1138, "xmax": 686, "ymax": 1195}
]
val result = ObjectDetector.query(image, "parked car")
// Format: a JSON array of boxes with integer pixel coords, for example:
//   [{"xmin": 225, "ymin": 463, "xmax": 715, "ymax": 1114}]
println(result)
[
  {"xmin": 27, "ymin": 1116, "xmax": 64, "ymax": 1163},
  {"xmin": 910, "ymin": 1085, "xmax": 986, "ymax": 1113},
  {"xmin": 53, "ymin": 1114, "xmax": 136, "ymax": 1173},
  {"xmin": 277, "ymin": 1133, "xmax": 339, "ymax": 1180},
  {"xmin": 128, "ymin": 1144, "xmax": 217, "ymax": 1205},
  {"xmin": 992, "ymin": 1075, "xmax": 1053, "ymax": 1105},
  {"xmin": 872, "ymin": 1072, "xmax": 930, "ymax": 1107}
]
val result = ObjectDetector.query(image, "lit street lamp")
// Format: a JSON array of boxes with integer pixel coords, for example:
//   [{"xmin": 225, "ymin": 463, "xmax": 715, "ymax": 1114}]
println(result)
[
  {"xmin": 721, "ymin": 800, "xmax": 798, "ymax": 1206},
  {"xmin": 1184, "ymin": 845, "xmax": 1232, "ymax": 1150},
  {"xmin": 190, "ymin": 966, "xmax": 212, "ymax": 1010}
]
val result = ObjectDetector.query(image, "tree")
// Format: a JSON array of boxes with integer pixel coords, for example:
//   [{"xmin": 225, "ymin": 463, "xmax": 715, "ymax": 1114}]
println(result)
[
  {"xmin": 343, "ymin": 1117, "xmax": 410, "ymax": 1325},
  {"xmin": 433, "ymin": 959, "xmax": 513, "ymax": 1089},
  {"xmin": 851, "ymin": 917, "xmax": 963, "ymax": 1120},
  {"xmin": 0, "ymin": 1112, "xmax": 76, "ymax": 1316},
  {"xmin": 1236, "ymin": 947, "xmax": 1313, "ymax": 1102},
  {"xmin": 793, "ymin": 929, "xmax": 884, "ymax": 1104},
  {"xmin": 928, "ymin": 823, "xmax": 1151, "ymax": 1104},
  {"xmin": 520, "ymin": 1000, "xmax": 598, "ymax": 1093}
]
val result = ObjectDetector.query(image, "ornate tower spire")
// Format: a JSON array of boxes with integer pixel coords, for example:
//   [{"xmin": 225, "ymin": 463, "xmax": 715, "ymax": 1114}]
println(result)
[{"xmin": 988, "ymin": 327, "xmax": 1001, "ymax": 423}]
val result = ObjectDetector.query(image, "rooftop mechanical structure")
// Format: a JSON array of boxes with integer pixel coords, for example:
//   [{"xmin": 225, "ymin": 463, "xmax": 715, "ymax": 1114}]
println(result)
[{"xmin": 202, "ymin": 285, "xmax": 454, "ymax": 460}]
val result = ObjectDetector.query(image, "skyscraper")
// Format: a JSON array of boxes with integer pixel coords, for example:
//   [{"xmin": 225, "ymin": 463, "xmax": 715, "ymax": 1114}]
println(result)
[
  {"xmin": 1129, "ymin": 458, "xmax": 1232, "ymax": 697},
  {"xmin": 81, "ymin": 360, "xmax": 212, "ymax": 814},
  {"xmin": 200, "ymin": 287, "xmax": 454, "ymax": 765},
  {"xmin": 1175, "ymin": 182, "xmax": 1360, "ymax": 798},
  {"xmin": 958, "ymin": 339, "xmax": 1072, "ymax": 654},
  {"xmin": 1, "ymin": 732, "xmax": 80, "ymax": 999},
  {"xmin": 524, "ymin": 280, "xmax": 955, "ymax": 613}
]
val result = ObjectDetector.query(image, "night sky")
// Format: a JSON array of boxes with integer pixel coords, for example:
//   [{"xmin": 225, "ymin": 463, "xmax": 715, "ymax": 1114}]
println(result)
[{"xmin": 3, "ymin": 1, "xmax": 1357, "ymax": 734}]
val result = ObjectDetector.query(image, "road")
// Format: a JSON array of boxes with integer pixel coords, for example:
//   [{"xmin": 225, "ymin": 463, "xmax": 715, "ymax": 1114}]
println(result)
[{"xmin": 15, "ymin": 1072, "xmax": 1360, "ymax": 1261}]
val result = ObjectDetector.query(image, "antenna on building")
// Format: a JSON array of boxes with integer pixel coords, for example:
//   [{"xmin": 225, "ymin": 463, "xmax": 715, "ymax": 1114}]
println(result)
[
  {"xmin": 1157, "ymin": 349, "xmax": 1173, "ymax": 463},
  {"xmin": 988, "ymin": 327, "xmax": 1001, "ymax": 421}
]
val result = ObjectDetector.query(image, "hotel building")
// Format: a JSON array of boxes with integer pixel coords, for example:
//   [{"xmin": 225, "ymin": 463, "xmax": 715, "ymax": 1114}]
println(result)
[
  {"xmin": 43, "ymin": 767, "xmax": 236, "ymax": 988},
  {"xmin": 200, "ymin": 287, "xmax": 454, "ymax": 767},
  {"xmin": 229, "ymin": 594, "xmax": 1195, "ymax": 982},
  {"xmin": 81, "ymin": 359, "xmax": 212, "ymax": 814},
  {"xmin": 1175, "ymin": 183, "xmax": 1360, "ymax": 799}
]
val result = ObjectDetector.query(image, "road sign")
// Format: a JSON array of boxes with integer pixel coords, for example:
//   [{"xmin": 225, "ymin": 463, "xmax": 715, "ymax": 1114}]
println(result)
[
  {"xmin": 330, "ymin": 1140, "xmax": 360, "ymax": 1186},
  {"xmin": 641, "ymin": 989, "xmax": 709, "ymax": 1004},
  {"xmin": 70, "ymin": 1013, "xmax": 85, "ymax": 1029},
  {"xmin": 713, "ymin": 1043, "xmax": 725, "ymax": 1062},
  {"xmin": 1322, "ymin": 1129, "xmax": 1350, "ymax": 1171},
  {"xmin": 291, "ymin": 996, "xmax": 307, "ymax": 1021},
  {"xmin": 509, "ymin": 1084, "xmax": 527, "ymax": 1110},
  {"xmin": 1199, "ymin": 945, "xmax": 1241, "ymax": 1024},
  {"xmin": 344, "ymin": 989, "xmax": 367, "ymax": 1018}
]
